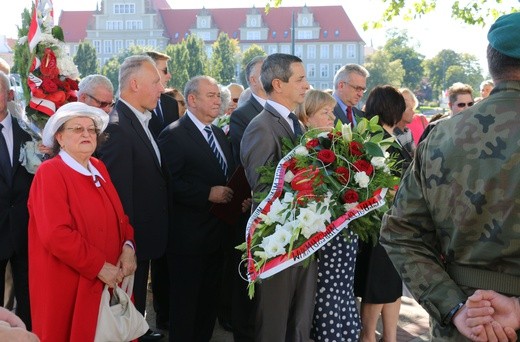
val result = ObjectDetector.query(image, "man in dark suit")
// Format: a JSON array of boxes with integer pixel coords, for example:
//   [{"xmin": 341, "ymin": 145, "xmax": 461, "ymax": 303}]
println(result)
[
  {"xmin": 332, "ymin": 63, "xmax": 369, "ymax": 125},
  {"xmin": 145, "ymin": 50, "xmax": 180, "ymax": 331},
  {"xmin": 158, "ymin": 75, "xmax": 236, "ymax": 342},
  {"xmin": 240, "ymin": 53, "xmax": 316, "ymax": 342},
  {"xmin": 226, "ymin": 55, "xmax": 266, "ymax": 341},
  {"xmin": 145, "ymin": 51, "xmax": 179, "ymax": 138},
  {"xmin": 0, "ymin": 71, "xmax": 33, "ymax": 329},
  {"xmin": 96, "ymin": 55, "xmax": 167, "ymax": 341}
]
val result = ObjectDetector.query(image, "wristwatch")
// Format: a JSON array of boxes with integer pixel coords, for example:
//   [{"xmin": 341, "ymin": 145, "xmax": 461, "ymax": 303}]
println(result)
[{"xmin": 442, "ymin": 301, "xmax": 465, "ymax": 326}]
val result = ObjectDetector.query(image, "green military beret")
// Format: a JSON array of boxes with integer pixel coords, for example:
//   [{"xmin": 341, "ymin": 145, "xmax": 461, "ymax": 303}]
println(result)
[{"xmin": 487, "ymin": 12, "xmax": 520, "ymax": 59}]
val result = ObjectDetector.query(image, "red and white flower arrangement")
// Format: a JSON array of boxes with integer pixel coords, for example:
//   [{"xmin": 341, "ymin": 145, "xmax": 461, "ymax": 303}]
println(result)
[{"xmin": 238, "ymin": 117, "xmax": 400, "ymax": 297}]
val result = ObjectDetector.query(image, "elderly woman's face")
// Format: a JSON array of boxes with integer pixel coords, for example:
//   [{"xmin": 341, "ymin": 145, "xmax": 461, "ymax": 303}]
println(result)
[{"xmin": 56, "ymin": 117, "xmax": 98, "ymax": 160}]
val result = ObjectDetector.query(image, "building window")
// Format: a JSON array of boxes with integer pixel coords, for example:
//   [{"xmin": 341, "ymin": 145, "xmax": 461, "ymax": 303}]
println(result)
[
  {"xmin": 115, "ymin": 40, "xmax": 124, "ymax": 52},
  {"xmin": 93, "ymin": 40, "xmax": 101, "ymax": 53},
  {"xmin": 333, "ymin": 44, "xmax": 342, "ymax": 59},
  {"xmin": 307, "ymin": 45, "xmax": 316, "ymax": 59},
  {"xmin": 281, "ymin": 45, "xmax": 290, "ymax": 54},
  {"xmin": 125, "ymin": 40, "xmax": 134, "ymax": 49},
  {"xmin": 347, "ymin": 44, "xmax": 356, "ymax": 58},
  {"xmin": 295, "ymin": 45, "xmax": 303, "ymax": 58},
  {"xmin": 114, "ymin": 3, "xmax": 135, "ymax": 14},
  {"xmin": 333, "ymin": 63, "xmax": 342, "ymax": 75},
  {"xmin": 103, "ymin": 40, "xmax": 112, "ymax": 54},
  {"xmin": 297, "ymin": 30, "xmax": 312, "ymax": 39},
  {"xmin": 148, "ymin": 39, "xmax": 157, "ymax": 47},
  {"xmin": 302, "ymin": 17, "xmax": 309, "ymax": 26},
  {"xmin": 125, "ymin": 20, "xmax": 142, "ymax": 30},
  {"xmin": 320, "ymin": 45, "xmax": 329, "ymax": 59},
  {"xmin": 307, "ymin": 64, "xmax": 316, "ymax": 78},
  {"xmin": 246, "ymin": 31, "xmax": 260, "ymax": 40},
  {"xmin": 269, "ymin": 45, "xmax": 277, "ymax": 54},
  {"xmin": 197, "ymin": 17, "xmax": 210, "ymax": 29},
  {"xmin": 250, "ymin": 18, "xmax": 257, "ymax": 27},
  {"xmin": 320, "ymin": 82, "xmax": 329, "ymax": 90},
  {"xmin": 137, "ymin": 39, "xmax": 145, "ymax": 46},
  {"xmin": 197, "ymin": 31, "xmax": 211, "ymax": 41},
  {"xmin": 320, "ymin": 64, "xmax": 329, "ymax": 78}
]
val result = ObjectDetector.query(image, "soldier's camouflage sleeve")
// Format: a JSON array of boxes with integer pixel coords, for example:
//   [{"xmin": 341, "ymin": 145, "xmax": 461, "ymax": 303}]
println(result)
[{"xmin": 380, "ymin": 80, "xmax": 520, "ymax": 331}]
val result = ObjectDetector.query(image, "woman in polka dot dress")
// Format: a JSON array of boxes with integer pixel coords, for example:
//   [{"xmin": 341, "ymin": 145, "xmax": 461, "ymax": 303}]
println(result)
[{"xmin": 311, "ymin": 230, "xmax": 360, "ymax": 341}]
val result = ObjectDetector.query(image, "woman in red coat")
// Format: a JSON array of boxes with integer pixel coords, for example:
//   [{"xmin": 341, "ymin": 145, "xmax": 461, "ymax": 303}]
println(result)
[{"xmin": 27, "ymin": 102, "xmax": 137, "ymax": 342}]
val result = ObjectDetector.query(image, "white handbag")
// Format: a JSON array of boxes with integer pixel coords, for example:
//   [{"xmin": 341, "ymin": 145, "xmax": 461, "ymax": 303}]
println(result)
[{"xmin": 94, "ymin": 275, "xmax": 149, "ymax": 342}]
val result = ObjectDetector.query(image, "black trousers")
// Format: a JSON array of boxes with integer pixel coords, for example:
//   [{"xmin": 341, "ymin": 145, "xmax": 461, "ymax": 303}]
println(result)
[
  {"xmin": 168, "ymin": 252, "xmax": 223, "ymax": 342},
  {"xmin": 0, "ymin": 252, "xmax": 31, "ymax": 330},
  {"xmin": 151, "ymin": 254, "xmax": 169, "ymax": 325},
  {"xmin": 133, "ymin": 259, "xmax": 151, "ymax": 315}
]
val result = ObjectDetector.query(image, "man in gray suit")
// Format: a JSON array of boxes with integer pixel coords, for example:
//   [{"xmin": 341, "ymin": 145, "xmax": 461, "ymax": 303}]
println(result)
[
  {"xmin": 332, "ymin": 63, "xmax": 369, "ymax": 125},
  {"xmin": 241, "ymin": 53, "xmax": 316, "ymax": 342}
]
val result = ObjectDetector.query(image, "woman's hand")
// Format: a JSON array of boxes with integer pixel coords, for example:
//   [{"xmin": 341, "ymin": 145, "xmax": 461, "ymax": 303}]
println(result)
[
  {"xmin": 117, "ymin": 245, "xmax": 137, "ymax": 277},
  {"xmin": 97, "ymin": 262, "xmax": 123, "ymax": 288}
]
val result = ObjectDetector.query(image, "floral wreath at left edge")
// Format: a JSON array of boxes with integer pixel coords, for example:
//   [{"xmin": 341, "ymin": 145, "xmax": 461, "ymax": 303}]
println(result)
[
  {"xmin": 15, "ymin": 0, "xmax": 80, "ymax": 174},
  {"xmin": 236, "ymin": 117, "xmax": 402, "ymax": 298}
]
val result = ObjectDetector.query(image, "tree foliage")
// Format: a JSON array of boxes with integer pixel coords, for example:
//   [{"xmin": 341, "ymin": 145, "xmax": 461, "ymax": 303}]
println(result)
[
  {"xmin": 239, "ymin": 44, "xmax": 267, "ymax": 86},
  {"xmin": 383, "ymin": 29, "xmax": 425, "ymax": 90},
  {"xmin": 209, "ymin": 32, "xmax": 239, "ymax": 84},
  {"xmin": 364, "ymin": 49, "xmax": 405, "ymax": 92},
  {"xmin": 185, "ymin": 34, "xmax": 209, "ymax": 79},
  {"xmin": 423, "ymin": 49, "xmax": 483, "ymax": 98},
  {"xmin": 166, "ymin": 43, "xmax": 190, "ymax": 91},
  {"xmin": 74, "ymin": 41, "xmax": 99, "ymax": 77},
  {"xmin": 12, "ymin": 7, "xmax": 32, "ymax": 100}
]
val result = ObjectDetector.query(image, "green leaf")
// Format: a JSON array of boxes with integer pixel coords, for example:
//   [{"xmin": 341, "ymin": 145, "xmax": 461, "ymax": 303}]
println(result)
[
  {"xmin": 364, "ymin": 141, "xmax": 385, "ymax": 157},
  {"xmin": 51, "ymin": 26, "xmax": 64, "ymax": 42}
]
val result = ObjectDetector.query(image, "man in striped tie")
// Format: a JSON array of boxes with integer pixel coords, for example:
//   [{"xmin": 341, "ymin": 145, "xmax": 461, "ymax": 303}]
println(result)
[{"xmin": 157, "ymin": 75, "xmax": 237, "ymax": 342}]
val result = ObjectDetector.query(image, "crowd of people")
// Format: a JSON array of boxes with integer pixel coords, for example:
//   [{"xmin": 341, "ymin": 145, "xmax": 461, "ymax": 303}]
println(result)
[{"xmin": 1, "ymin": 11, "xmax": 519, "ymax": 342}]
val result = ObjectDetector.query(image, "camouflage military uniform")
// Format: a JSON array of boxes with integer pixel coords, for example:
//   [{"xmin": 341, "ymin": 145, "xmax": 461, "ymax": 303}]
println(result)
[{"xmin": 380, "ymin": 81, "xmax": 520, "ymax": 340}]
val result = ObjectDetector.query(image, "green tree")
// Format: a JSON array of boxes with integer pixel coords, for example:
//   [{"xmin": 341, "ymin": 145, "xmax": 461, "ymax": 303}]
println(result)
[
  {"xmin": 423, "ymin": 49, "xmax": 483, "ymax": 98},
  {"xmin": 383, "ymin": 29, "xmax": 425, "ymax": 90},
  {"xmin": 166, "ymin": 43, "xmax": 190, "ymax": 90},
  {"xmin": 185, "ymin": 34, "xmax": 209, "ymax": 78},
  {"xmin": 100, "ymin": 45, "xmax": 154, "ymax": 91},
  {"xmin": 74, "ymin": 41, "xmax": 99, "ymax": 77},
  {"xmin": 364, "ymin": 49, "xmax": 405, "ymax": 92},
  {"xmin": 209, "ymin": 32, "xmax": 239, "ymax": 84},
  {"xmin": 239, "ymin": 44, "xmax": 267, "ymax": 86}
]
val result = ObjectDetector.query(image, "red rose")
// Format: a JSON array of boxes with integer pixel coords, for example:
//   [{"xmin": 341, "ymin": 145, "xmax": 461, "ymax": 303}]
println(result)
[
  {"xmin": 305, "ymin": 138, "xmax": 319, "ymax": 149},
  {"xmin": 349, "ymin": 141, "xmax": 363, "ymax": 156},
  {"xmin": 40, "ymin": 48, "xmax": 60, "ymax": 78},
  {"xmin": 65, "ymin": 78, "xmax": 79, "ymax": 91},
  {"xmin": 352, "ymin": 159, "xmax": 374, "ymax": 176},
  {"xmin": 342, "ymin": 189, "xmax": 359, "ymax": 204},
  {"xmin": 41, "ymin": 78, "xmax": 59, "ymax": 93},
  {"xmin": 291, "ymin": 166, "xmax": 322, "ymax": 191},
  {"xmin": 317, "ymin": 149, "xmax": 336, "ymax": 164},
  {"xmin": 335, "ymin": 166, "xmax": 350, "ymax": 184}
]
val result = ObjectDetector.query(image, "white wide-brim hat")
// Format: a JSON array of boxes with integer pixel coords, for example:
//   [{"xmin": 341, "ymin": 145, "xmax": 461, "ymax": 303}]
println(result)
[{"xmin": 42, "ymin": 102, "xmax": 110, "ymax": 148}]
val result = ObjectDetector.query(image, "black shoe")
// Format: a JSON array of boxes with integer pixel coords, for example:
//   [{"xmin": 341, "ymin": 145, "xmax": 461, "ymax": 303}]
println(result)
[
  {"xmin": 139, "ymin": 329, "xmax": 164, "ymax": 341},
  {"xmin": 156, "ymin": 320, "xmax": 169, "ymax": 331},
  {"xmin": 218, "ymin": 318, "xmax": 233, "ymax": 332}
]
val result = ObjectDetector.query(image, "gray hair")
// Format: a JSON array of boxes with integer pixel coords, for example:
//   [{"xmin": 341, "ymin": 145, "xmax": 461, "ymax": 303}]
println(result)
[
  {"xmin": 183, "ymin": 75, "xmax": 219, "ymax": 104},
  {"xmin": 0, "ymin": 71, "xmax": 9, "ymax": 94},
  {"xmin": 261, "ymin": 53, "xmax": 303, "ymax": 94},
  {"xmin": 119, "ymin": 55, "xmax": 155, "ymax": 92},
  {"xmin": 219, "ymin": 84, "xmax": 231, "ymax": 116},
  {"xmin": 78, "ymin": 74, "xmax": 114, "ymax": 96},
  {"xmin": 479, "ymin": 79, "xmax": 494, "ymax": 90},
  {"xmin": 333, "ymin": 64, "xmax": 370, "ymax": 90},
  {"xmin": 245, "ymin": 56, "xmax": 266, "ymax": 86}
]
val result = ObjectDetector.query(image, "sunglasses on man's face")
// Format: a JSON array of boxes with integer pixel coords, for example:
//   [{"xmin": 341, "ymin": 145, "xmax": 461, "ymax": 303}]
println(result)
[{"xmin": 456, "ymin": 102, "xmax": 474, "ymax": 108}]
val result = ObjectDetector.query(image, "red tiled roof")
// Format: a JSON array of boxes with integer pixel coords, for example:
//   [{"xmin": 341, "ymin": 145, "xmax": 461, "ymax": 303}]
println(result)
[
  {"xmin": 161, "ymin": 6, "xmax": 364, "ymax": 44},
  {"xmin": 58, "ymin": 5, "xmax": 364, "ymax": 45},
  {"xmin": 58, "ymin": 10, "xmax": 95, "ymax": 42}
]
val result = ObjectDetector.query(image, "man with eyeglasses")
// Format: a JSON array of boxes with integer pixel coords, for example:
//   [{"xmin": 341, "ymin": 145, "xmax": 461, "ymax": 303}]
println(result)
[
  {"xmin": 332, "ymin": 63, "xmax": 370, "ymax": 126},
  {"xmin": 447, "ymin": 82, "xmax": 474, "ymax": 116},
  {"xmin": 145, "ymin": 51, "xmax": 180, "ymax": 138},
  {"xmin": 77, "ymin": 74, "xmax": 115, "ymax": 114}
]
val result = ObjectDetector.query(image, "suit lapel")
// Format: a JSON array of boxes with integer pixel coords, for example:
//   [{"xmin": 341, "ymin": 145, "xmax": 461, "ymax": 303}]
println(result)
[
  {"xmin": 333, "ymin": 104, "xmax": 348, "ymax": 124},
  {"xmin": 264, "ymin": 103, "xmax": 296, "ymax": 139},
  {"xmin": 117, "ymin": 101, "xmax": 162, "ymax": 171}
]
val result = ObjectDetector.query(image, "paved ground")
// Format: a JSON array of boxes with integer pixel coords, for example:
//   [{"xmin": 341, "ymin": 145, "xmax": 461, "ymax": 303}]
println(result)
[{"xmin": 145, "ymin": 289, "xmax": 431, "ymax": 341}]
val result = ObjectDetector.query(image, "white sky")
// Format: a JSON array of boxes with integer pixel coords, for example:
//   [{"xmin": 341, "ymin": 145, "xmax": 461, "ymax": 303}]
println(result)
[{"xmin": 3, "ymin": 0, "xmax": 518, "ymax": 75}]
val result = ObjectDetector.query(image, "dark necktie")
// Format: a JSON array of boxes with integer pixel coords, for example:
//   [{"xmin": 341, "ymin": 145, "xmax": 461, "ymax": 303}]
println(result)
[
  {"xmin": 204, "ymin": 126, "xmax": 227, "ymax": 177},
  {"xmin": 346, "ymin": 106, "xmax": 354, "ymax": 124},
  {"xmin": 0, "ymin": 123, "xmax": 12, "ymax": 183},
  {"xmin": 154, "ymin": 100, "xmax": 164, "ymax": 124},
  {"xmin": 288, "ymin": 112, "xmax": 303, "ymax": 137}
]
